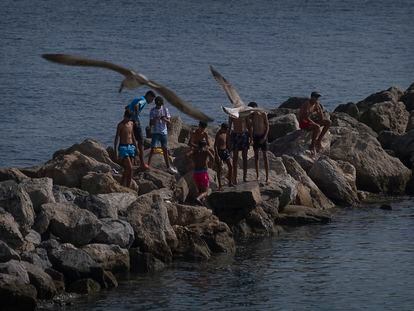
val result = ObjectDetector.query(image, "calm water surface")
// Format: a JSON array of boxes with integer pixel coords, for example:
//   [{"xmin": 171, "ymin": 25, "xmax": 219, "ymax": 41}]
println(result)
[
  {"xmin": 41, "ymin": 200, "xmax": 414, "ymax": 311},
  {"xmin": 1, "ymin": 0, "xmax": 414, "ymax": 167}
]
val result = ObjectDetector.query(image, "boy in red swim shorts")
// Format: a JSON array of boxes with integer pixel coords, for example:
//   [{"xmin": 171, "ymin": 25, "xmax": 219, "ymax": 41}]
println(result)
[{"xmin": 188, "ymin": 140, "xmax": 214, "ymax": 205}]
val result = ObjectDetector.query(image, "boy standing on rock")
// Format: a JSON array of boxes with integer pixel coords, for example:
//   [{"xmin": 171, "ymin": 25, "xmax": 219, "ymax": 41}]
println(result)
[
  {"xmin": 114, "ymin": 109, "xmax": 138, "ymax": 188},
  {"xmin": 248, "ymin": 102, "xmax": 269, "ymax": 183},
  {"xmin": 189, "ymin": 121, "xmax": 211, "ymax": 148},
  {"xmin": 214, "ymin": 123, "xmax": 233, "ymax": 190},
  {"xmin": 229, "ymin": 115, "xmax": 251, "ymax": 184},
  {"xmin": 298, "ymin": 91, "xmax": 331, "ymax": 153},
  {"xmin": 188, "ymin": 139, "xmax": 214, "ymax": 205},
  {"xmin": 126, "ymin": 90, "xmax": 156, "ymax": 169},
  {"xmin": 147, "ymin": 96, "xmax": 178, "ymax": 174}
]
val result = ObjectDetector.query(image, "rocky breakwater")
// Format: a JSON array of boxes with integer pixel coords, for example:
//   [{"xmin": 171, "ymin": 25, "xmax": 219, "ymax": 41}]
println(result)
[{"xmin": 1, "ymin": 82, "xmax": 413, "ymax": 310}]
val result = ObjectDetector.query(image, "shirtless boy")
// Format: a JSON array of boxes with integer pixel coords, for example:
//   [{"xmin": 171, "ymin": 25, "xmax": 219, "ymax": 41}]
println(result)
[
  {"xmin": 229, "ymin": 115, "xmax": 251, "ymax": 184},
  {"xmin": 214, "ymin": 123, "xmax": 233, "ymax": 190},
  {"xmin": 114, "ymin": 109, "xmax": 139, "ymax": 188},
  {"xmin": 248, "ymin": 102, "xmax": 269, "ymax": 182},
  {"xmin": 189, "ymin": 121, "xmax": 210, "ymax": 148},
  {"xmin": 298, "ymin": 91, "xmax": 331, "ymax": 153},
  {"xmin": 188, "ymin": 140, "xmax": 215, "ymax": 205}
]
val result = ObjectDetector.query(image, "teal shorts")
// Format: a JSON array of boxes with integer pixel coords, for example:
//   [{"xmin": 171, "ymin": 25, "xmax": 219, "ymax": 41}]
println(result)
[{"xmin": 118, "ymin": 144, "xmax": 136, "ymax": 159}]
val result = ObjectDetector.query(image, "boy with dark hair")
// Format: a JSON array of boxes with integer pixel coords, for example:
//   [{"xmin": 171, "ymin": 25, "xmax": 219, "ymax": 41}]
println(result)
[
  {"xmin": 214, "ymin": 123, "xmax": 233, "ymax": 190},
  {"xmin": 189, "ymin": 121, "xmax": 210, "ymax": 148},
  {"xmin": 114, "ymin": 109, "xmax": 138, "ymax": 188},
  {"xmin": 248, "ymin": 102, "xmax": 269, "ymax": 182},
  {"xmin": 188, "ymin": 139, "xmax": 214, "ymax": 205},
  {"xmin": 147, "ymin": 96, "xmax": 178, "ymax": 174},
  {"xmin": 126, "ymin": 90, "xmax": 156, "ymax": 169}
]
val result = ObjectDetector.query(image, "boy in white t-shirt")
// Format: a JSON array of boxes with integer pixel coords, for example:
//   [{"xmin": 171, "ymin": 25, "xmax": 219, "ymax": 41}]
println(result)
[{"xmin": 147, "ymin": 96, "xmax": 178, "ymax": 174}]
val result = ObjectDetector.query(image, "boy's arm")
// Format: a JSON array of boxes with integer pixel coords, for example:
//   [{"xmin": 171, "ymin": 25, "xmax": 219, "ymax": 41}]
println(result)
[
  {"xmin": 114, "ymin": 124, "xmax": 120, "ymax": 159},
  {"xmin": 263, "ymin": 113, "xmax": 269, "ymax": 141}
]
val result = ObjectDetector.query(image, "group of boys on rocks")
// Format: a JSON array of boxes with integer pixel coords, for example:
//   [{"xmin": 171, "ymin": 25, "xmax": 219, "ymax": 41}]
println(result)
[{"xmin": 114, "ymin": 90, "xmax": 331, "ymax": 204}]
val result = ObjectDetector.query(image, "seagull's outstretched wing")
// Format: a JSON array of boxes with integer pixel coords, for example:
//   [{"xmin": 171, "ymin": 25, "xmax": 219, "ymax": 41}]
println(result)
[
  {"xmin": 210, "ymin": 66, "xmax": 245, "ymax": 107},
  {"xmin": 222, "ymin": 106, "xmax": 262, "ymax": 119},
  {"xmin": 42, "ymin": 54, "xmax": 136, "ymax": 77},
  {"xmin": 42, "ymin": 53, "xmax": 214, "ymax": 122}
]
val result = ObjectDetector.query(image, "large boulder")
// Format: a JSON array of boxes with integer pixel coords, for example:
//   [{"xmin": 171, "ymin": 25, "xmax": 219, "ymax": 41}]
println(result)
[
  {"xmin": 330, "ymin": 126, "xmax": 411, "ymax": 193},
  {"xmin": 0, "ymin": 180, "xmax": 35, "ymax": 234},
  {"xmin": 38, "ymin": 151, "xmax": 111, "ymax": 188},
  {"xmin": 46, "ymin": 244, "xmax": 102, "ymax": 284},
  {"xmin": 207, "ymin": 182, "xmax": 262, "ymax": 224},
  {"xmin": 172, "ymin": 225, "xmax": 211, "ymax": 261},
  {"xmin": 0, "ymin": 208, "xmax": 25, "ymax": 249},
  {"xmin": 282, "ymin": 156, "xmax": 335, "ymax": 210},
  {"xmin": 22, "ymin": 261, "xmax": 56, "ymax": 300},
  {"xmin": 308, "ymin": 157, "xmax": 359, "ymax": 205},
  {"xmin": 53, "ymin": 138, "xmax": 121, "ymax": 171},
  {"xmin": 401, "ymin": 82, "xmax": 414, "ymax": 111},
  {"xmin": 93, "ymin": 218, "xmax": 135, "ymax": 248},
  {"xmin": 134, "ymin": 169, "xmax": 176, "ymax": 194},
  {"xmin": 67, "ymin": 278, "xmax": 101, "ymax": 294},
  {"xmin": 20, "ymin": 178, "xmax": 55, "ymax": 213},
  {"xmin": 0, "ymin": 260, "xmax": 30, "ymax": 284},
  {"xmin": 356, "ymin": 86, "xmax": 404, "ymax": 113},
  {"xmin": 52, "ymin": 185, "xmax": 89, "ymax": 204},
  {"xmin": 333, "ymin": 102, "xmax": 360, "ymax": 119},
  {"xmin": 358, "ymin": 101, "xmax": 409, "ymax": 134},
  {"xmin": 129, "ymin": 248, "xmax": 165, "ymax": 273},
  {"xmin": 277, "ymin": 205, "xmax": 331, "ymax": 226},
  {"xmin": 20, "ymin": 248, "xmax": 52, "ymax": 271},
  {"xmin": 268, "ymin": 113, "xmax": 299, "ymax": 142},
  {"xmin": 387, "ymin": 130, "xmax": 414, "ymax": 168},
  {"xmin": 0, "ymin": 168, "xmax": 29, "ymax": 183},
  {"xmin": 331, "ymin": 112, "xmax": 378, "ymax": 137},
  {"xmin": 167, "ymin": 203, "xmax": 213, "ymax": 226},
  {"xmin": 0, "ymin": 241, "xmax": 20, "ymax": 262},
  {"xmin": 126, "ymin": 193, "xmax": 177, "ymax": 262},
  {"xmin": 279, "ymin": 97, "xmax": 308, "ymax": 109},
  {"xmin": 81, "ymin": 172, "xmax": 136, "ymax": 195},
  {"xmin": 44, "ymin": 202, "xmax": 102, "ymax": 246},
  {"xmin": 82, "ymin": 244, "xmax": 130, "ymax": 272},
  {"xmin": 0, "ymin": 273, "xmax": 37, "ymax": 311}
]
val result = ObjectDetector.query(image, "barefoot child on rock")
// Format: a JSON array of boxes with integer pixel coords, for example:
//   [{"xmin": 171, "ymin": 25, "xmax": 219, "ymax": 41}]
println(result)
[{"xmin": 214, "ymin": 123, "xmax": 233, "ymax": 190}]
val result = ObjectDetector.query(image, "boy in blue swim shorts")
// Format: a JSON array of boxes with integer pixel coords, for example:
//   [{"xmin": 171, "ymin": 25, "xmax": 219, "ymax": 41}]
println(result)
[{"xmin": 114, "ymin": 109, "xmax": 139, "ymax": 188}]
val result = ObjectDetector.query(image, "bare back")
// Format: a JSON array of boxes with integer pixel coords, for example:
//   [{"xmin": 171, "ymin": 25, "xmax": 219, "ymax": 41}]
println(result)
[
  {"xmin": 250, "ymin": 112, "xmax": 268, "ymax": 136},
  {"xmin": 230, "ymin": 117, "xmax": 248, "ymax": 133},
  {"xmin": 192, "ymin": 149, "xmax": 213, "ymax": 170},
  {"xmin": 215, "ymin": 130, "xmax": 228, "ymax": 150}
]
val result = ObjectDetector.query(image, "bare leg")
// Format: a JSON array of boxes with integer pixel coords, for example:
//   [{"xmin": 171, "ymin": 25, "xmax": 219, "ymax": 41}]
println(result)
[
  {"xmin": 196, "ymin": 187, "xmax": 209, "ymax": 204},
  {"xmin": 162, "ymin": 146, "xmax": 170, "ymax": 168},
  {"xmin": 138, "ymin": 141, "xmax": 145, "ymax": 168},
  {"xmin": 225, "ymin": 159, "xmax": 234, "ymax": 186},
  {"xmin": 309, "ymin": 125, "xmax": 321, "ymax": 154},
  {"xmin": 216, "ymin": 159, "xmax": 223, "ymax": 190},
  {"xmin": 316, "ymin": 119, "xmax": 331, "ymax": 151},
  {"xmin": 232, "ymin": 151, "xmax": 238, "ymax": 185},
  {"xmin": 254, "ymin": 148, "xmax": 259, "ymax": 180},
  {"xmin": 122, "ymin": 157, "xmax": 133, "ymax": 187},
  {"xmin": 242, "ymin": 149, "xmax": 248, "ymax": 182},
  {"xmin": 147, "ymin": 148, "xmax": 154, "ymax": 166},
  {"xmin": 263, "ymin": 150, "xmax": 269, "ymax": 183}
]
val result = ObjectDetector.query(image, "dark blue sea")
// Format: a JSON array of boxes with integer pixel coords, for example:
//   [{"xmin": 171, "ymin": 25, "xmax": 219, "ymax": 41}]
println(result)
[{"xmin": 1, "ymin": 0, "xmax": 414, "ymax": 310}]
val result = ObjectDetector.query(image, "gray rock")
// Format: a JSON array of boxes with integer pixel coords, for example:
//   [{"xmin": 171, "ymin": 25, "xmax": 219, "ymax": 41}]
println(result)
[
  {"xmin": 359, "ymin": 101, "xmax": 409, "ymax": 134},
  {"xmin": 20, "ymin": 178, "xmax": 55, "ymax": 213},
  {"xmin": 331, "ymin": 112, "xmax": 378, "ymax": 137},
  {"xmin": 0, "ymin": 208, "xmax": 25, "ymax": 249},
  {"xmin": 279, "ymin": 97, "xmax": 308, "ymax": 109},
  {"xmin": 330, "ymin": 126, "xmax": 411, "ymax": 193},
  {"xmin": 22, "ymin": 261, "xmax": 56, "ymax": 299},
  {"xmin": 67, "ymin": 278, "xmax": 101, "ymax": 294},
  {"xmin": 20, "ymin": 248, "xmax": 52, "ymax": 270},
  {"xmin": 0, "ymin": 260, "xmax": 30, "ymax": 284},
  {"xmin": 38, "ymin": 151, "xmax": 111, "ymax": 188},
  {"xmin": 308, "ymin": 157, "xmax": 359, "ymax": 205},
  {"xmin": 268, "ymin": 113, "xmax": 299, "ymax": 142},
  {"xmin": 52, "ymin": 185, "xmax": 89, "ymax": 203},
  {"xmin": 356, "ymin": 86, "xmax": 404, "ymax": 113},
  {"xmin": 282, "ymin": 155, "xmax": 335, "ymax": 209},
  {"xmin": 333, "ymin": 102, "xmax": 360, "ymax": 119},
  {"xmin": 93, "ymin": 218, "xmax": 134, "ymax": 248},
  {"xmin": 401, "ymin": 82, "xmax": 414, "ymax": 111},
  {"xmin": 172, "ymin": 225, "xmax": 211, "ymax": 261},
  {"xmin": 207, "ymin": 182, "xmax": 262, "ymax": 225},
  {"xmin": 82, "ymin": 244, "xmax": 130, "ymax": 272},
  {"xmin": 0, "ymin": 168, "xmax": 29, "ymax": 183},
  {"xmin": 406, "ymin": 111, "xmax": 414, "ymax": 131},
  {"xmin": 0, "ymin": 241, "xmax": 20, "ymax": 262},
  {"xmin": 277, "ymin": 205, "xmax": 331, "ymax": 226},
  {"xmin": 0, "ymin": 273, "xmax": 37, "ymax": 311},
  {"xmin": 127, "ymin": 193, "xmax": 177, "ymax": 263},
  {"xmin": 45, "ymin": 202, "xmax": 102, "ymax": 246},
  {"xmin": 0, "ymin": 180, "xmax": 35, "ymax": 234},
  {"xmin": 167, "ymin": 204, "xmax": 213, "ymax": 226},
  {"xmin": 129, "ymin": 248, "xmax": 166, "ymax": 273},
  {"xmin": 81, "ymin": 172, "xmax": 136, "ymax": 195}
]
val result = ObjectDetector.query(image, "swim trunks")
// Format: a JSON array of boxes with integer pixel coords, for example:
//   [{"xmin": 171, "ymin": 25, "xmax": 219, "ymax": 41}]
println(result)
[
  {"xmin": 217, "ymin": 149, "xmax": 231, "ymax": 161},
  {"xmin": 299, "ymin": 119, "xmax": 312, "ymax": 130},
  {"xmin": 118, "ymin": 144, "xmax": 136, "ymax": 159},
  {"xmin": 231, "ymin": 132, "xmax": 250, "ymax": 151},
  {"xmin": 193, "ymin": 169, "xmax": 209, "ymax": 189},
  {"xmin": 253, "ymin": 134, "xmax": 268, "ymax": 151}
]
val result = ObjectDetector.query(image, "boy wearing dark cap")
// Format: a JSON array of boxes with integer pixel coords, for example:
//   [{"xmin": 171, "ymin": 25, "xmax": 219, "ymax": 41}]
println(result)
[{"xmin": 298, "ymin": 91, "xmax": 331, "ymax": 153}]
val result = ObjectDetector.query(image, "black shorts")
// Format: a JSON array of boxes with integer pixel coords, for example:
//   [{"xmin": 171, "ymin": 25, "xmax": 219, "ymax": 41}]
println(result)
[
  {"xmin": 253, "ymin": 135, "xmax": 267, "ymax": 151},
  {"xmin": 217, "ymin": 149, "xmax": 231, "ymax": 162},
  {"xmin": 133, "ymin": 122, "xmax": 143, "ymax": 144},
  {"xmin": 231, "ymin": 132, "xmax": 249, "ymax": 151}
]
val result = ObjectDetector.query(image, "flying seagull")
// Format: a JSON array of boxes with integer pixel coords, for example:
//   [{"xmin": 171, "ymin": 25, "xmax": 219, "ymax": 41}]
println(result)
[
  {"xmin": 42, "ymin": 54, "xmax": 214, "ymax": 122},
  {"xmin": 210, "ymin": 65, "xmax": 265, "ymax": 119}
]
